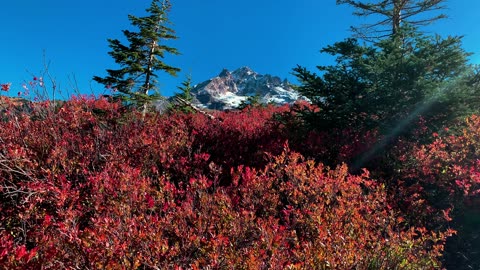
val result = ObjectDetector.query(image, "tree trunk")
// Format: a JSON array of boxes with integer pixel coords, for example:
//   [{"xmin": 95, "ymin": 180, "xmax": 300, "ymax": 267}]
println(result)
[
  {"xmin": 142, "ymin": 1, "xmax": 166, "ymax": 116},
  {"xmin": 392, "ymin": 0, "xmax": 404, "ymax": 35}
]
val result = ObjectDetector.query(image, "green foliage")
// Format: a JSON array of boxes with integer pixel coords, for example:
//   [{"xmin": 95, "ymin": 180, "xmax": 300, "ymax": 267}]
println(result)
[
  {"xmin": 176, "ymin": 75, "xmax": 194, "ymax": 102},
  {"xmin": 293, "ymin": 26, "xmax": 476, "ymax": 135},
  {"xmin": 93, "ymin": 0, "xmax": 180, "ymax": 108},
  {"xmin": 171, "ymin": 75, "xmax": 195, "ymax": 113},
  {"xmin": 294, "ymin": 2, "xmax": 479, "ymax": 171}
]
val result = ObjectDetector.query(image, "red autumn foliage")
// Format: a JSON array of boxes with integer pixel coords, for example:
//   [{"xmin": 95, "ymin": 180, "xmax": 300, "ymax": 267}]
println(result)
[
  {"xmin": 409, "ymin": 115, "xmax": 480, "ymax": 199},
  {"xmin": 0, "ymin": 96, "xmax": 454, "ymax": 268},
  {"xmin": 387, "ymin": 115, "xmax": 480, "ymax": 227},
  {"xmin": 384, "ymin": 115, "xmax": 480, "ymax": 269}
]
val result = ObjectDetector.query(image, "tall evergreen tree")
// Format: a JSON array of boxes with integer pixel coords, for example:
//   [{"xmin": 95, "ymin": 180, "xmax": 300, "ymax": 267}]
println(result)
[
  {"xmin": 292, "ymin": 5, "xmax": 479, "ymax": 169},
  {"xmin": 293, "ymin": 2, "xmax": 480, "ymax": 267},
  {"xmin": 337, "ymin": 0, "xmax": 446, "ymax": 40},
  {"xmin": 293, "ymin": 26, "xmax": 474, "ymax": 133},
  {"xmin": 93, "ymin": 0, "xmax": 180, "ymax": 109}
]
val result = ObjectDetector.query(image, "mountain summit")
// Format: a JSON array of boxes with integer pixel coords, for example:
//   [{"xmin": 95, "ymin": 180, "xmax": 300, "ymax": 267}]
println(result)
[{"xmin": 190, "ymin": 67, "xmax": 302, "ymax": 110}]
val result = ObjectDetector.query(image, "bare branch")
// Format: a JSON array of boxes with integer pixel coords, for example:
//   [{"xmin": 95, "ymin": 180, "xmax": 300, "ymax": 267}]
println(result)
[
  {"xmin": 173, "ymin": 96, "xmax": 218, "ymax": 121},
  {"xmin": 338, "ymin": 0, "xmax": 447, "ymax": 41}
]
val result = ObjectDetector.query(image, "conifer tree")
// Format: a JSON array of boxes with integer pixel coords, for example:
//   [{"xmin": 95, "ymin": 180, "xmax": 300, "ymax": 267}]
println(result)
[
  {"xmin": 293, "ymin": 2, "xmax": 479, "ymax": 168},
  {"xmin": 172, "ymin": 75, "xmax": 195, "ymax": 113},
  {"xmin": 337, "ymin": 0, "xmax": 446, "ymax": 41},
  {"xmin": 175, "ymin": 75, "xmax": 193, "ymax": 103},
  {"xmin": 293, "ymin": 28, "xmax": 472, "ymax": 133},
  {"xmin": 93, "ymin": 0, "xmax": 180, "ymax": 109}
]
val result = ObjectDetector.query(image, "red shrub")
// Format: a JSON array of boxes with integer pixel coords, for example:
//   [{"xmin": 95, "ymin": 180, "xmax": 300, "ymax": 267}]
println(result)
[
  {"xmin": 0, "ymin": 97, "xmax": 453, "ymax": 268},
  {"xmin": 388, "ymin": 115, "xmax": 480, "ymax": 226},
  {"xmin": 410, "ymin": 116, "xmax": 480, "ymax": 199}
]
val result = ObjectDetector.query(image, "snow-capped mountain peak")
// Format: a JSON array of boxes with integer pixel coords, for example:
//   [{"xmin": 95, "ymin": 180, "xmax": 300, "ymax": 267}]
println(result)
[
  {"xmin": 231, "ymin": 66, "xmax": 256, "ymax": 79},
  {"xmin": 190, "ymin": 67, "xmax": 302, "ymax": 110}
]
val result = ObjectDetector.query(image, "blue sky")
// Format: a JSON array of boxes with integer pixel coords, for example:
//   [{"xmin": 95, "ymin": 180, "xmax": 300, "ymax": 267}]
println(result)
[{"xmin": 1, "ymin": 0, "xmax": 479, "ymax": 98}]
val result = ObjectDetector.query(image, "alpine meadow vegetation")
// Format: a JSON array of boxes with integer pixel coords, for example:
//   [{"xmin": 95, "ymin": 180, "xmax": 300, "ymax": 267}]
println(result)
[
  {"xmin": 1, "ymin": 0, "xmax": 480, "ymax": 269},
  {"xmin": 0, "ymin": 96, "xmax": 456, "ymax": 269}
]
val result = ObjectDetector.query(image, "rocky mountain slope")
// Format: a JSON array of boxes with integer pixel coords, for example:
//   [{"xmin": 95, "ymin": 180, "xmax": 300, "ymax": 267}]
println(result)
[{"xmin": 188, "ymin": 67, "xmax": 302, "ymax": 110}]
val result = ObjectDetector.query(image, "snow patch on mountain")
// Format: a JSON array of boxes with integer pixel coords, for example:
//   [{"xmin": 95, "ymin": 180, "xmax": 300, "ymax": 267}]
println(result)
[{"xmin": 189, "ymin": 67, "xmax": 304, "ymax": 110}]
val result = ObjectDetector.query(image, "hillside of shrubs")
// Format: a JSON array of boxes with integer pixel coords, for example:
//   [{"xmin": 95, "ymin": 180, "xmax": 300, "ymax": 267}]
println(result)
[
  {"xmin": 0, "ymin": 94, "xmax": 478, "ymax": 269},
  {"xmin": 2, "ymin": 0, "xmax": 480, "ymax": 268}
]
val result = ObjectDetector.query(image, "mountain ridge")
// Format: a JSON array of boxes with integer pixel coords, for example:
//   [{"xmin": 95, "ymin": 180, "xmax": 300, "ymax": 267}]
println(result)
[{"xmin": 188, "ymin": 66, "xmax": 302, "ymax": 110}]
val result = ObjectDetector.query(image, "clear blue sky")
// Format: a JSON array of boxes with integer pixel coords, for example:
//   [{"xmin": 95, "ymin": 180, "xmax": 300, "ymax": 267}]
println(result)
[{"xmin": 1, "ymin": 1, "xmax": 479, "ymax": 98}]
